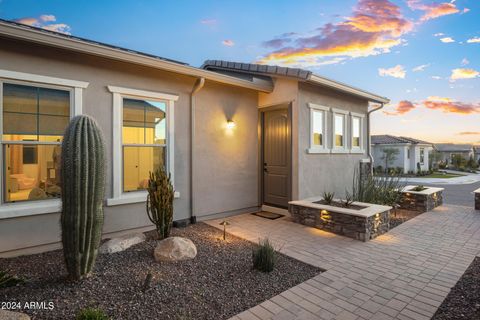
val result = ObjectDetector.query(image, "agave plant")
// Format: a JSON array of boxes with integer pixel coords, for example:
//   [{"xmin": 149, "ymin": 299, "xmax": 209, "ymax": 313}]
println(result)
[{"xmin": 322, "ymin": 191, "xmax": 335, "ymax": 205}]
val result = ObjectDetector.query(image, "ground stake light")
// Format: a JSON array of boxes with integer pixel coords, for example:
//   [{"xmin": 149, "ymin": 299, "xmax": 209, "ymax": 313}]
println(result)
[{"xmin": 219, "ymin": 220, "xmax": 230, "ymax": 240}]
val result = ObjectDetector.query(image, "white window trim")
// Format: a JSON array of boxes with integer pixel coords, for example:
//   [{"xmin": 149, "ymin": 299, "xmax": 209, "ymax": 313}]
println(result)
[
  {"xmin": 350, "ymin": 112, "xmax": 365, "ymax": 154},
  {"xmin": 0, "ymin": 70, "xmax": 87, "ymax": 219},
  {"xmin": 106, "ymin": 85, "xmax": 178, "ymax": 206},
  {"xmin": 331, "ymin": 108, "xmax": 349, "ymax": 154},
  {"xmin": 307, "ymin": 103, "xmax": 330, "ymax": 154}
]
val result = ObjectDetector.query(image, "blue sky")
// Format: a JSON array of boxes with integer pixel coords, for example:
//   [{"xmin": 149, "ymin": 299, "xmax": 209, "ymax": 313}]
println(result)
[{"xmin": 1, "ymin": 0, "xmax": 479, "ymax": 143}]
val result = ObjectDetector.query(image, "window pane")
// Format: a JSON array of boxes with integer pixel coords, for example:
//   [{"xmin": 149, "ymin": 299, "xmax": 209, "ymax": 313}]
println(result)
[
  {"xmin": 335, "ymin": 114, "xmax": 344, "ymax": 147},
  {"xmin": 4, "ymin": 144, "xmax": 62, "ymax": 203},
  {"xmin": 146, "ymin": 101, "xmax": 166, "ymax": 145},
  {"xmin": 312, "ymin": 110, "xmax": 323, "ymax": 146},
  {"xmin": 2, "ymin": 83, "xmax": 70, "ymax": 141},
  {"xmin": 352, "ymin": 117, "xmax": 360, "ymax": 147},
  {"xmin": 123, "ymin": 98, "xmax": 166, "ymax": 145},
  {"xmin": 123, "ymin": 146, "xmax": 165, "ymax": 192}
]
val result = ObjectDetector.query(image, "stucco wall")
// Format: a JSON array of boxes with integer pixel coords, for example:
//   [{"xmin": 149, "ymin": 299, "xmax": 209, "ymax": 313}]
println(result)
[
  {"xmin": 193, "ymin": 81, "xmax": 259, "ymax": 218},
  {"xmin": 0, "ymin": 38, "xmax": 259, "ymax": 255},
  {"xmin": 297, "ymin": 82, "xmax": 369, "ymax": 199}
]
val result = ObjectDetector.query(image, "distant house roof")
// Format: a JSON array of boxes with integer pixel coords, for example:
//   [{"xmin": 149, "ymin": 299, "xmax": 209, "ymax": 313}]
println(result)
[
  {"xmin": 371, "ymin": 135, "xmax": 432, "ymax": 146},
  {"xmin": 435, "ymin": 144, "xmax": 474, "ymax": 152},
  {"xmin": 201, "ymin": 60, "xmax": 389, "ymax": 104}
]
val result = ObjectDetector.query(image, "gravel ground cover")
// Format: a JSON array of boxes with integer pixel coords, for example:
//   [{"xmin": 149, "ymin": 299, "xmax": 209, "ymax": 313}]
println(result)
[
  {"xmin": 0, "ymin": 223, "xmax": 321, "ymax": 320},
  {"xmin": 432, "ymin": 257, "xmax": 480, "ymax": 320}
]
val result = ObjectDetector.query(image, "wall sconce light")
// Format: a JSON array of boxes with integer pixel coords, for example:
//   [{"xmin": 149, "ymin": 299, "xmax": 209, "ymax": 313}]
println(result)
[{"xmin": 226, "ymin": 120, "xmax": 236, "ymax": 129}]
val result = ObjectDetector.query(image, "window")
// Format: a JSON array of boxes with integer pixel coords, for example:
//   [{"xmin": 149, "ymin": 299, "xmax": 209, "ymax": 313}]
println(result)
[
  {"xmin": 1, "ymin": 83, "xmax": 70, "ymax": 203},
  {"xmin": 107, "ymin": 86, "xmax": 178, "ymax": 206},
  {"xmin": 352, "ymin": 117, "xmax": 360, "ymax": 148},
  {"xmin": 307, "ymin": 103, "xmax": 329, "ymax": 153},
  {"xmin": 407, "ymin": 149, "xmax": 411, "ymax": 159},
  {"xmin": 420, "ymin": 148, "xmax": 425, "ymax": 164},
  {"xmin": 0, "ymin": 70, "xmax": 87, "ymax": 218},
  {"xmin": 122, "ymin": 98, "xmax": 167, "ymax": 192},
  {"xmin": 334, "ymin": 114, "xmax": 345, "ymax": 148}
]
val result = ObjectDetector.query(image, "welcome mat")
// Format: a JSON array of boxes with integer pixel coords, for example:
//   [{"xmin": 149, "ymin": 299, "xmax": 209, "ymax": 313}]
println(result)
[{"xmin": 252, "ymin": 211, "xmax": 284, "ymax": 220}]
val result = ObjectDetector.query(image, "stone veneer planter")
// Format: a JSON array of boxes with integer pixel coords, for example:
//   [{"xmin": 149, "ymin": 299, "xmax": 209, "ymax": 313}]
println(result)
[
  {"xmin": 399, "ymin": 185, "xmax": 444, "ymax": 213},
  {"xmin": 475, "ymin": 188, "xmax": 480, "ymax": 210},
  {"xmin": 289, "ymin": 197, "xmax": 392, "ymax": 242}
]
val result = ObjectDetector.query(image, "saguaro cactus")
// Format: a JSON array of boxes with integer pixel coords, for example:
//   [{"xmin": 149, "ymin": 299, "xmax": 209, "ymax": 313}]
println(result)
[
  {"xmin": 146, "ymin": 168, "xmax": 174, "ymax": 239},
  {"xmin": 61, "ymin": 115, "xmax": 106, "ymax": 280}
]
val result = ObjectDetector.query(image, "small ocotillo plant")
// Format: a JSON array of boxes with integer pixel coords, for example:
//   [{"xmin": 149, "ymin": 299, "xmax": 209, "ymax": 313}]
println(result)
[
  {"xmin": 146, "ymin": 167, "xmax": 174, "ymax": 239},
  {"xmin": 252, "ymin": 238, "xmax": 276, "ymax": 272},
  {"xmin": 61, "ymin": 115, "xmax": 106, "ymax": 280}
]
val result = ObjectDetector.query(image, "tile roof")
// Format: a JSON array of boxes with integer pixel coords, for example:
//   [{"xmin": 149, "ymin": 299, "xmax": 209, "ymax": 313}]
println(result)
[
  {"xmin": 201, "ymin": 60, "xmax": 312, "ymax": 80},
  {"xmin": 435, "ymin": 144, "xmax": 474, "ymax": 152},
  {"xmin": 371, "ymin": 135, "xmax": 432, "ymax": 145}
]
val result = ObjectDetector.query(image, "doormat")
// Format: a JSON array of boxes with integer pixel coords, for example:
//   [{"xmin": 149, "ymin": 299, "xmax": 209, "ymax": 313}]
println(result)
[{"xmin": 252, "ymin": 211, "xmax": 284, "ymax": 220}]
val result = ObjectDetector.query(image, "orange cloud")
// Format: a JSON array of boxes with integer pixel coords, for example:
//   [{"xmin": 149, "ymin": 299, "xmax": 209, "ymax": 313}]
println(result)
[
  {"xmin": 407, "ymin": 0, "xmax": 460, "ymax": 21},
  {"xmin": 458, "ymin": 132, "xmax": 480, "ymax": 135},
  {"xmin": 13, "ymin": 14, "xmax": 71, "ymax": 34},
  {"xmin": 450, "ymin": 68, "xmax": 479, "ymax": 81},
  {"xmin": 378, "ymin": 65, "xmax": 406, "ymax": 78},
  {"xmin": 424, "ymin": 96, "xmax": 479, "ymax": 114},
  {"xmin": 222, "ymin": 40, "xmax": 235, "ymax": 47},
  {"xmin": 257, "ymin": 0, "xmax": 413, "ymax": 67},
  {"xmin": 383, "ymin": 100, "xmax": 416, "ymax": 115}
]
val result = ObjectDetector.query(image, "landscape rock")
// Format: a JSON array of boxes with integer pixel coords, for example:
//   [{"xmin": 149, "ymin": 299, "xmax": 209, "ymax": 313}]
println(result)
[
  {"xmin": 99, "ymin": 233, "xmax": 146, "ymax": 254},
  {"xmin": 153, "ymin": 236, "xmax": 197, "ymax": 261},
  {"xmin": 0, "ymin": 310, "xmax": 30, "ymax": 320}
]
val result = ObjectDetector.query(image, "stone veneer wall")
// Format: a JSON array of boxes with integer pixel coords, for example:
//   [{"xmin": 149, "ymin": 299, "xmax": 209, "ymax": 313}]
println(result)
[
  {"xmin": 289, "ymin": 204, "xmax": 391, "ymax": 242},
  {"xmin": 399, "ymin": 190, "xmax": 443, "ymax": 213},
  {"xmin": 475, "ymin": 192, "xmax": 480, "ymax": 210}
]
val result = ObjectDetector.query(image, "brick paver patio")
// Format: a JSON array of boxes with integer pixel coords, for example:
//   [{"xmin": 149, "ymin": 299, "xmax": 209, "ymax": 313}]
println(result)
[{"xmin": 206, "ymin": 205, "xmax": 480, "ymax": 320}]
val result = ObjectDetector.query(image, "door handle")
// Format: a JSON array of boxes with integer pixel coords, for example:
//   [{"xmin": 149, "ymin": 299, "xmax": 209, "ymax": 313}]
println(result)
[{"xmin": 264, "ymin": 167, "xmax": 268, "ymax": 173}]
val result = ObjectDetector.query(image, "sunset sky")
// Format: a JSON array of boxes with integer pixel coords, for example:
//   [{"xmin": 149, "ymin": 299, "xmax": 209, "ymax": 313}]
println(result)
[{"xmin": 1, "ymin": 0, "xmax": 478, "ymax": 144}]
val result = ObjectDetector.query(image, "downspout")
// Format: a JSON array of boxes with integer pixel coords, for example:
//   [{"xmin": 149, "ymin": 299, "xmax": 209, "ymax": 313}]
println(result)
[
  {"xmin": 190, "ymin": 77, "xmax": 205, "ymax": 224},
  {"xmin": 367, "ymin": 102, "xmax": 384, "ymax": 174}
]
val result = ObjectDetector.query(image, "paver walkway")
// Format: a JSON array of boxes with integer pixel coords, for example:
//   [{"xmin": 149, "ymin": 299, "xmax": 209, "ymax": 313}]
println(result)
[{"xmin": 206, "ymin": 205, "xmax": 480, "ymax": 320}]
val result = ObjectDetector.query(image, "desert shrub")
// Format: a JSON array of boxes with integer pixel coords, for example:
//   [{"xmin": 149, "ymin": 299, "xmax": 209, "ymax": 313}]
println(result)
[
  {"xmin": 352, "ymin": 168, "xmax": 405, "ymax": 207},
  {"xmin": 322, "ymin": 191, "xmax": 335, "ymax": 205},
  {"xmin": 343, "ymin": 191, "xmax": 354, "ymax": 208},
  {"xmin": 0, "ymin": 270, "xmax": 24, "ymax": 288},
  {"xmin": 411, "ymin": 185, "xmax": 427, "ymax": 192},
  {"xmin": 252, "ymin": 238, "xmax": 276, "ymax": 272},
  {"xmin": 76, "ymin": 308, "xmax": 109, "ymax": 320}
]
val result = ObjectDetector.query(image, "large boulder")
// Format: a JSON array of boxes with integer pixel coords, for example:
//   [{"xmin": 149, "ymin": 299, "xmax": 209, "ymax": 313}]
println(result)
[
  {"xmin": 99, "ymin": 233, "xmax": 146, "ymax": 254},
  {"xmin": 0, "ymin": 310, "xmax": 30, "ymax": 320},
  {"xmin": 153, "ymin": 237, "xmax": 197, "ymax": 262}
]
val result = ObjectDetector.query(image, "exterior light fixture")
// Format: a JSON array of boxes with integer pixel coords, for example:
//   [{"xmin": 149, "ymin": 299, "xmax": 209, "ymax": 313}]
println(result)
[
  {"xmin": 219, "ymin": 220, "xmax": 230, "ymax": 240},
  {"xmin": 226, "ymin": 120, "xmax": 236, "ymax": 129}
]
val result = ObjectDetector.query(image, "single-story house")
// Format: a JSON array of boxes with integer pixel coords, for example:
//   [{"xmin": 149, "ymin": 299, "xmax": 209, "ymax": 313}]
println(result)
[
  {"xmin": 474, "ymin": 146, "xmax": 480, "ymax": 164},
  {"xmin": 0, "ymin": 19, "xmax": 388, "ymax": 257},
  {"xmin": 434, "ymin": 144, "xmax": 474, "ymax": 164},
  {"xmin": 371, "ymin": 135, "xmax": 433, "ymax": 173}
]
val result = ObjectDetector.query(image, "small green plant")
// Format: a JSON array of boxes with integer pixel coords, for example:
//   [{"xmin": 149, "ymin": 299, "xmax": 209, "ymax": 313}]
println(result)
[
  {"xmin": 322, "ymin": 191, "xmax": 335, "ymax": 205},
  {"xmin": 0, "ymin": 270, "xmax": 24, "ymax": 288},
  {"xmin": 252, "ymin": 238, "xmax": 276, "ymax": 272},
  {"xmin": 146, "ymin": 167, "xmax": 174, "ymax": 240},
  {"xmin": 76, "ymin": 308, "xmax": 109, "ymax": 320},
  {"xmin": 343, "ymin": 191, "xmax": 354, "ymax": 208},
  {"xmin": 411, "ymin": 185, "xmax": 427, "ymax": 192}
]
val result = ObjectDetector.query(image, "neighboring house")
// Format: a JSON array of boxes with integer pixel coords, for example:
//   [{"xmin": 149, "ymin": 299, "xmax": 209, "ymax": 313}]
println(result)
[
  {"xmin": 474, "ymin": 146, "xmax": 480, "ymax": 164},
  {"xmin": 0, "ymin": 20, "xmax": 388, "ymax": 257},
  {"xmin": 371, "ymin": 135, "xmax": 433, "ymax": 173},
  {"xmin": 434, "ymin": 144, "xmax": 474, "ymax": 164}
]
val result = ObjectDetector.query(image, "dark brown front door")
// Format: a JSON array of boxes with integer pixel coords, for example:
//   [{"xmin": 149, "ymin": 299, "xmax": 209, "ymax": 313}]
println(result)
[{"xmin": 262, "ymin": 108, "xmax": 291, "ymax": 208}]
